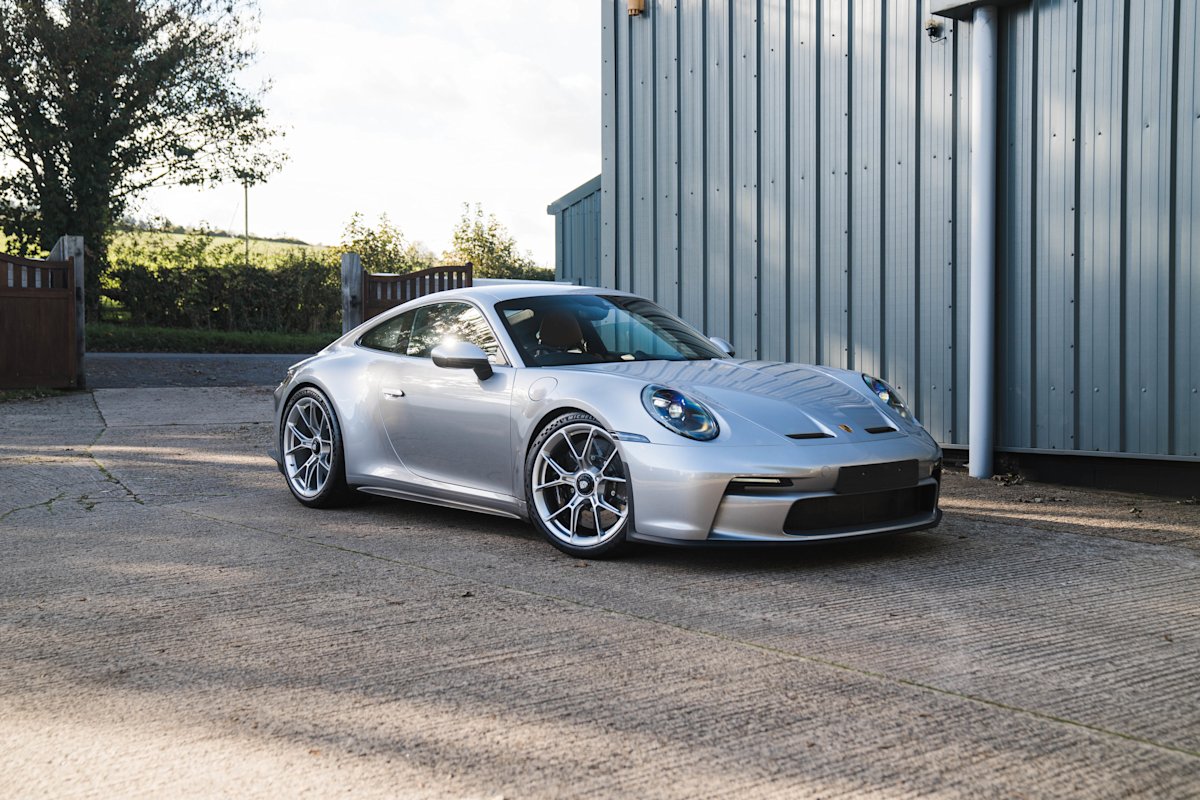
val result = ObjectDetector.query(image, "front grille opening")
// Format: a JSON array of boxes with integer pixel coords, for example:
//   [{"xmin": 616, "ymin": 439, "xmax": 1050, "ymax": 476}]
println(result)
[
  {"xmin": 865, "ymin": 425, "xmax": 898, "ymax": 434},
  {"xmin": 787, "ymin": 432, "xmax": 834, "ymax": 440},
  {"xmin": 783, "ymin": 484, "xmax": 937, "ymax": 535}
]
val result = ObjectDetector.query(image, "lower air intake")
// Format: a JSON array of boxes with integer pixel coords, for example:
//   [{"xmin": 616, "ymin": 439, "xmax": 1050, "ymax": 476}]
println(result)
[{"xmin": 783, "ymin": 484, "xmax": 938, "ymax": 535}]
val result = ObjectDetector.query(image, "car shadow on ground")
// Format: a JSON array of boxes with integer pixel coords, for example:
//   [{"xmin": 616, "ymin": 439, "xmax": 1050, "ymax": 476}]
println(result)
[{"xmin": 349, "ymin": 493, "xmax": 955, "ymax": 573}]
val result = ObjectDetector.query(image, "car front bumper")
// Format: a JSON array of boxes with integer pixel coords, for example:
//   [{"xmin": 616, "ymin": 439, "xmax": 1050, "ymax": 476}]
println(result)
[{"xmin": 617, "ymin": 436, "xmax": 942, "ymax": 545}]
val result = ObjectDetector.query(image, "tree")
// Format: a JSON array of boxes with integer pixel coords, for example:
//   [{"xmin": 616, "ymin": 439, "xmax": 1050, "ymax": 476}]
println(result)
[
  {"xmin": 444, "ymin": 203, "xmax": 552, "ymax": 280},
  {"xmin": 339, "ymin": 212, "xmax": 435, "ymax": 274},
  {"xmin": 0, "ymin": 0, "xmax": 283, "ymax": 314}
]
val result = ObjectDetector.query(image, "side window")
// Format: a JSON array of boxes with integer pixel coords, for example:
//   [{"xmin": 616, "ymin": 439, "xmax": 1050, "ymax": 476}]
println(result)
[
  {"xmin": 359, "ymin": 310, "xmax": 415, "ymax": 353},
  {"xmin": 406, "ymin": 302, "xmax": 503, "ymax": 361}
]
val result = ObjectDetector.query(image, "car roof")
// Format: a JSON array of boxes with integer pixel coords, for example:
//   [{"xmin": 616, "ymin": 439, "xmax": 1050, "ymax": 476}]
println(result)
[{"xmin": 427, "ymin": 282, "xmax": 637, "ymax": 304}]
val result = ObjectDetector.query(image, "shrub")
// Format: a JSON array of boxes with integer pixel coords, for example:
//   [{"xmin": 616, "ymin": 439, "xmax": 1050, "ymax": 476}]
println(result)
[{"xmin": 103, "ymin": 231, "xmax": 340, "ymax": 333}]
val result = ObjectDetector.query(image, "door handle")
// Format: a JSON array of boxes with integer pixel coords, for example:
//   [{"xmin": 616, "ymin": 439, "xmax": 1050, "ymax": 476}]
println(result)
[{"xmin": 382, "ymin": 387, "xmax": 405, "ymax": 399}]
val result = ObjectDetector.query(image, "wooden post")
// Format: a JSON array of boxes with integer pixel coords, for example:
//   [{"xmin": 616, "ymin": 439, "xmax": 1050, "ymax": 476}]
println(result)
[
  {"xmin": 341, "ymin": 252, "xmax": 364, "ymax": 334},
  {"xmin": 50, "ymin": 236, "xmax": 86, "ymax": 389}
]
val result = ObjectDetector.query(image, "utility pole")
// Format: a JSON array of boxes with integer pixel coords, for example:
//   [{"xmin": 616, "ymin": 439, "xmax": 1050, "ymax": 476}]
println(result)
[{"xmin": 243, "ymin": 181, "xmax": 250, "ymax": 265}]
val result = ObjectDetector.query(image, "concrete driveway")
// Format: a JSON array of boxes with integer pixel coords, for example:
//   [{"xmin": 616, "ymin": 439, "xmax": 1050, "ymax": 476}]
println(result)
[{"xmin": 2, "ymin": 386, "xmax": 1198, "ymax": 798}]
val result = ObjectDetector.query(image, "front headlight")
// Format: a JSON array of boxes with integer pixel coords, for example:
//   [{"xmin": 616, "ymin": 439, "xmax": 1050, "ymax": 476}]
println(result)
[
  {"xmin": 641, "ymin": 385, "xmax": 719, "ymax": 441},
  {"xmin": 862, "ymin": 374, "xmax": 912, "ymax": 421}
]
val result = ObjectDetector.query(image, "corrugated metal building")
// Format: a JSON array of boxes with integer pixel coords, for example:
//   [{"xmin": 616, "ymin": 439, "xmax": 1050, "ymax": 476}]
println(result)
[
  {"xmin": 549, "ymin": 0, "xmax": 1198, "ymax": 473},
  {"xmin": 548, "ymin": 175, "xmax": 603, "ymax": 287}
]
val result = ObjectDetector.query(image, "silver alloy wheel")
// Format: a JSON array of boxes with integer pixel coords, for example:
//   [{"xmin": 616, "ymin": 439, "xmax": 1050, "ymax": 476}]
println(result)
[
  {"xmin": 531, "ymin": 422, "xmax": 629, "ymax": 547},
  {"xmin": 283, "ymin": 396, "xmax": 334, "ymax": 498}
]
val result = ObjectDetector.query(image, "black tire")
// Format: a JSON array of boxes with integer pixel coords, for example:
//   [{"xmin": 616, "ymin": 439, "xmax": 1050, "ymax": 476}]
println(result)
[
  {"xmin": 525, "ymin": 412, "xmax": 632, "ymax": 559},
  {"xmin": 280, "ymin": 386, "xmax": 357, "ymax": 508}
]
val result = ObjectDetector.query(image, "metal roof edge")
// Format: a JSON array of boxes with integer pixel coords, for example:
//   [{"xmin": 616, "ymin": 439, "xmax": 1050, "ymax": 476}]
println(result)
[{"xmin": 546, "ymin": 174, "xmax": 602, "ymax": 215}]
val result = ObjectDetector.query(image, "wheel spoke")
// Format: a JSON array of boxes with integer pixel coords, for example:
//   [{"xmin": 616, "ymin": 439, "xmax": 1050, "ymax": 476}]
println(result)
[
  {"xmin": 286, "ymin": 422, "xmax": 309, "ymax": 446},
  {"xmin": 568, "ymin": 498, "xmax": 583, "ymax": 540},
  {"xmin": 581, "ymin": 428, "xmax": 597, "ymax": 464},
  {"xmin": 590, "ymin": 496, "xmax": 603, "ymax": 534},
  {"xmin": 597, "ymin": 497, "xmax": 624, "ymax": 517},
  {"xmin": 539, "ymin": 451, "xmax": 571, "ymax": 477},
  {"xmin": 285, "ymin": 441, "xmax": 309, "ymax": 456},
  {"xmin": 534, "ymin": 477, "xmax": 569, "ymax": 491},
  {"xmin": 297, "ymin": 403, "xmax": 314, "ymax": 436},
  {"xmin": 562, "ymin": 431, "xmax": 585, "ymax": 467},
  {"xmin": 601, "ymin": 474, "xmax": 627, "ymax": 484},
  {"xmin": 547, "ymin": 499, "xmax": 574, "ymax": 521}
]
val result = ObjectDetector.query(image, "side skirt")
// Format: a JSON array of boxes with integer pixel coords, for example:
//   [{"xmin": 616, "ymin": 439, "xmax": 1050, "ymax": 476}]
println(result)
[{"xmin": 355, "ymin": 485, "xmax": 524, "ymax": 520}]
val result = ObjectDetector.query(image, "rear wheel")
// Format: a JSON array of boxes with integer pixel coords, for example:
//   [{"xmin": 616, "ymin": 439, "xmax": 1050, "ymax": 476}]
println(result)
[
  {"xmin": 281, "ymin": 387, "xmax": 356, "ymax": 508},
  {"xmin": 526, "ymin": 412, "xmax": 631, "ymax": 558}
]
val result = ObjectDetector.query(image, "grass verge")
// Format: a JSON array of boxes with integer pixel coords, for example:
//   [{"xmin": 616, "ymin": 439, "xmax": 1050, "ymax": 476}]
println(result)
[
  {"xmin": 88, "ymin": 323, "xmax": 337, "ymax": 354},
  {"xmin": 0, "ymin": 388, "xmax": 74, "ymax": 403}
]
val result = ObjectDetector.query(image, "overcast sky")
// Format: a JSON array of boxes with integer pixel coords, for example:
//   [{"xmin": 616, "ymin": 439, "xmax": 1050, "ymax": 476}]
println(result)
[{"xmin": 138, "ymin": 0, "xmax": 600, "ymax": 266}]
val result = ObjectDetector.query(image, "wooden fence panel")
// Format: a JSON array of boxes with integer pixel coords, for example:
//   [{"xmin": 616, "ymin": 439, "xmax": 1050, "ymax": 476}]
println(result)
[
  {"xmin": 363, "ymin": 264, "xmax": 473, "ymax": 320},
  {"xmin": 0, "ymin": 253, "xmax": 78, "ymax": 389}
]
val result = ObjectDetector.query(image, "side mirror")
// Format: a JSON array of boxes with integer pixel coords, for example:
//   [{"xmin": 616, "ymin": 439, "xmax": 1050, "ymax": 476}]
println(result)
[
  {"xmin": 709, "ymin": 336, "xmax": 735, "ymax": 357},
  {"xmin": 432, "ymin": 341, "xmax": 494, "ymax": 380}
]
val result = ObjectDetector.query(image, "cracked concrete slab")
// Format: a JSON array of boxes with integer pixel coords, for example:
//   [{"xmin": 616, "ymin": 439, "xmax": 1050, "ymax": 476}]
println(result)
[
  {"xmin": 92, "ymin": 387, "xmax": 274, "ymax": 427},
  {"xmin": 1, "ymin": 386, "xmax": 1199, "ymax": 798}
]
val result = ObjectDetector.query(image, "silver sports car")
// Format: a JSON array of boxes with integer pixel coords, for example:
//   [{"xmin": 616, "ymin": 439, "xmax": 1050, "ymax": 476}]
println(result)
[{"xmin": 271, "ymin": 284, "xmax": 942, "ymax": 557}]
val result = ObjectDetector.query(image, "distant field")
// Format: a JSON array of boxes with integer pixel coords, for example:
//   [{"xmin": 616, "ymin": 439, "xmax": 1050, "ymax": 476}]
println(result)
[
  {"xmin": 110, "ymin": 229, "xmax": 333, "ymax": 260},
  {"xmin": 0, "ymin": 229, "xmax": 333, "ymax": 260}
]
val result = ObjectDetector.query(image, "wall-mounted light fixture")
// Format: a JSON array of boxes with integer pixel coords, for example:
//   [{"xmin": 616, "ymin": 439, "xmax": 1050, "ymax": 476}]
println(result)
[
  {"xmin": 924, "ymin": 18, "xmax": 945, "ymax": 42},
  {"xmin": 628, "ymin": 0, "xmax": 645, "ymax": 16}
]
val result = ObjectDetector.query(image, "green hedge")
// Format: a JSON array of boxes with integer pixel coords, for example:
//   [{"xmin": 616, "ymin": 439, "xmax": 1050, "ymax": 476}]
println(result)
[
  {"xmin": 101, "ymin": 233, "xmax": 341, "ymax": 334},
  {"xmin": 104, "ymin": 254, "xmax": 340, "ymax": 333}
]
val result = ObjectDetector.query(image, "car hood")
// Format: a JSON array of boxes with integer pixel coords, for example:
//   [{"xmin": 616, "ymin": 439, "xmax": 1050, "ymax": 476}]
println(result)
[{"xmin": 560, "ymin": 359, "xmax": 910, "ymax": 444}]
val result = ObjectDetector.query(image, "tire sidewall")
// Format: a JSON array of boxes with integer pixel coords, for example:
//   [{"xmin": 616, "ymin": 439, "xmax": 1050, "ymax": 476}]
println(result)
[
  {"xmin": 282, "ymin": 386, "xmax": 351, "ymax": 508},
  {"xmin": 525, "ymin": 412, "xmax": 632, "ymax": 558}
]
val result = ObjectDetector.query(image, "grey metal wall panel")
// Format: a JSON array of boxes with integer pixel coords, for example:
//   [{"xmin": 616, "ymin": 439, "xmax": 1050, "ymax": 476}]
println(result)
[
  {"xmin": 850, "ymin": 0, "xmax": 884, "ymax": 379},
  {"xmin": 571, "ymin": 0, "xmax": 1197, "ymax": 462},
  {"xmin": 882, "ymin": 0, "xmax": 920, "ymax": 417},
  {"xmin": 819, "ymin": 0, "xmax": 851, "ymax": 370},
  {"xmin": 1124, "ymin": 1, "xmax": 1174, "ymax": 456},
  {"xmin": 732, "ymin": 0, "xmax": 759, "ymax": 355},
  {"xmin": 1032, "ymin": 0, "xmax": 1078, "ymax": 452},
  {"xmin": 787, "ymin": 1, "xmax": 819, "ymax": 365},
  {"xmin": 1177, "ymin": 0, "xmax": 1200, "ymax": 457},
  {"xmin": 631, "ymin": 10, "xmax": 656, "ymax": 301},
  {"xmin": 954, "ymin": 11, "xmax": 972, "ymax": 447},
  {"xmin": 917, "ymin": 0, "xmax": 959, "ymax": 444},
  {"xmin": 655, "ymin": 0, "xmax": 681, "ymax": 312},
  {"xmin": 705, "ymin": 0, "xmax": 732, "ymax": 341},
  {"xmin": 1077, "ymin": 0, "xmax": 1124, "ymax": 454},
  {"xmin": 760, "ymin": 0, "xmax": 789, "ymax": 362},
  {"xmin": 679, "ymin": 0, "xmax": 707, "ymax": 326},
  {"xmin": 550, "ymin": 181, "xmax": 603, "ymax": 288},
  {"xmin": 998, "ymin": 7, "xmax": 1035, "ymax": 449}
]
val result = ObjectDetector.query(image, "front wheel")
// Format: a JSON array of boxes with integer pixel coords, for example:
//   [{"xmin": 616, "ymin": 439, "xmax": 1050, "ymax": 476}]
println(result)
[
  {"xmin": 526, "ymin": 412, "xmax": 632, "ymax": 558},
  {"xmin": 281, "ymin": 387, "xmax": 356, "ymax": 508}
]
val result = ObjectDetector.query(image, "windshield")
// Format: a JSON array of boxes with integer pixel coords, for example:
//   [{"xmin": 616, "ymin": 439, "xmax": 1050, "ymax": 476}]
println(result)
[{"xmin": 496, "ymin": 294, "xmax": 728, "ymax": 367}]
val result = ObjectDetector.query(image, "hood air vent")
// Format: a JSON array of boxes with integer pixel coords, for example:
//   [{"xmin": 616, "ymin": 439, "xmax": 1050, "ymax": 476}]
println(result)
[
  {"xmin": 787, "ymin": 432, "xmax": 834, "ymax": 440},
  {"xmin": 866, "ymin": 425, "xmax": 898, "ymax": 434}
]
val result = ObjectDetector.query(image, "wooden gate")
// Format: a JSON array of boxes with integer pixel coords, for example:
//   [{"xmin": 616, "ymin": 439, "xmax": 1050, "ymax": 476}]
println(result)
[
  {"xmin": 363, "ymin": 263, "xmax": 473, "ymax": 321},
  {"xmin": 0, "ymin": 252, "xmax": 79, "ymax": 389}
]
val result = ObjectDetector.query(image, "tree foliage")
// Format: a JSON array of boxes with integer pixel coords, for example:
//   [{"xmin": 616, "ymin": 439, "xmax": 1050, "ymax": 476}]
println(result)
[
  {"xmin": 338, "ymin": 212, "xmax": 435, "ymax": 274},
  {"xmin": 444, "ymin": 203, "xmax": 552, "ymax": 280},
  {"xmin": 0, "ymin": 0, "xmax": 283, "ymax": 311}
]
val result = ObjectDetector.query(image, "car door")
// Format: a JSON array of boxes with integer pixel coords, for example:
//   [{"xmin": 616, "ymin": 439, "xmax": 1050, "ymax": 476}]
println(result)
[{"xmin": 375, "ymin": 301, "xmax": 516, "ymax": 497}]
